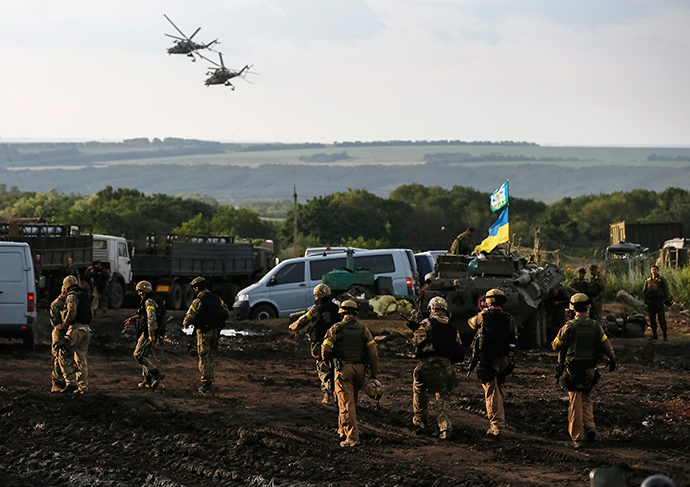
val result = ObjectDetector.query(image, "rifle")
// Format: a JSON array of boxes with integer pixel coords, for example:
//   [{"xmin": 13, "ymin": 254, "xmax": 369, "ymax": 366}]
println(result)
[
  {"xmin": 555, "ymin": 363, "xmax": 565, "ymax": 387},
  {"xmin": 466, "ymin": 335, "xmax": 480, "ymax": 379},
  {"xmin": 399, "ymin": 312, "xmax": 421, "ymax": 331}
]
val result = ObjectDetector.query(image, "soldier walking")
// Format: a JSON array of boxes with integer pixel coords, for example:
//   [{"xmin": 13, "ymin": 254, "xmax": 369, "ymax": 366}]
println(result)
[
  {"xmin": 289, "ymin": 284, "xmax": 340, "ymax": 404},
  {"xmin": 49, "ymin": 290, "xmax": 68, "ymax": 392},
  {"xmin": 53, "ymin": 275, "xmax": 92, "ymax": 394},
  {"xmin": 322, "ymin": 300, "xmax": 379, "ymax": 448},
  {"xmin": 131, "ymin": 281, "xmax": 166, "ymax": 388},
  {"xmin": 468, "ymin": 289, "xmax": 518, "ymax": 436},
  {"xmin": 409, "ymin": 296, "xmax": 463, "ymax": 440},
  {"xmin": 552, "ymin": 293, "xmax": 616, "ymax": 449},
  {"xmin": 183, "ymin": 277, "xmax": 230, "ymax": 394},
  {"xmin": 643, "ymin": 265, "xmax": 670, "ymax": 341}
]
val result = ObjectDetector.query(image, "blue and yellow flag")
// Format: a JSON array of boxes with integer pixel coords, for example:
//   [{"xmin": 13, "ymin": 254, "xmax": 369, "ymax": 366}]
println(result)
[
  {"xmin": 490, "ymin": 181, "xmax": 509, "ymax": 212},
  {"xmin": 474, "ymin": 207, "xmax": 509, "ymax": 254}
]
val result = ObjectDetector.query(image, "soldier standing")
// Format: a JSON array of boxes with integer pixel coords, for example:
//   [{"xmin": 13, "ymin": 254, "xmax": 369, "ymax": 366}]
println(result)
[
  {"xmin": 85, "ymin": 260, "xmax": 110, "ymax": 314},
  {"xmin": 322, "ymin": 300, "xmax": 379, "ymax": 448},
  {"xmin": 289, "ymin": 284, "xmax": 340, "ymax": 404},
  {"xmin": 552, "ymin": 293, "xmax": 616, "ymax": 449},
  {"xmin": 62, "ymin": 256, "xmax": 81, "ymax": 286},
  {"xmin": 49, "ymin": 289, "xmax": 68, "ymax": 392},
  {"xmin": 643, "ymin": 265, "xmax": 670, "ymax": 341},
  {"xmin": 468, "ymin": 289, "xmax": 518, "ymax": 436},
  {"xmin": 449, "ymin": 227, "xmax": 475, "ymax": 255},
  {"xmin": 183, "ymin": 277, "xmax": 230, "ymax": 394},
  {"xmin": 409, "ymin": 296, "xmax": 463, "ymax": 440},
  {"xmin": 569, "ymin": 268, "xmax": 590, "ymax": 295},
  {"xmin": 54, "ymin": 275, "xmax": 92, "ymax": 394},
  {"xmin": 132, "ymin": 281, "xmax": 166, "ymax": 388},
  {"xmin": 588, "ymin": 264, "xmax": 606, "ymax": 324}
]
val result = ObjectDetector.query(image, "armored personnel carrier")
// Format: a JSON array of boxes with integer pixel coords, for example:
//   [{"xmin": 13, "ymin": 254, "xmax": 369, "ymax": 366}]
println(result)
[{"xmin": 417, "ymin": 251, "xmax": 564, "ymax": 348}]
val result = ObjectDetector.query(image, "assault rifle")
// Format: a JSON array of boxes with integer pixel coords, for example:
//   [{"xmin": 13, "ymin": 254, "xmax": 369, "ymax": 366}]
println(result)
[
  {"xmin": 555, "ymin": 363, "xmax": 565, "ymax": 387},
  {"xmin": 399, "ymin": 312, "xmax": 421, "ymax": 331},
  {"xmin": 466, "ymin": 335, "xmax": 480, "ymax": 379}
]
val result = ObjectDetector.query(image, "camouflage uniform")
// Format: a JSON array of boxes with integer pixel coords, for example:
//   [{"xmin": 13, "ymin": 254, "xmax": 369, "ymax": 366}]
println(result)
[
  {"xmin": 643, "ymin": 273, "xmax": 670, "ymax": 340},
  {"xmin": 411, "ymin": 311, "xmax": 461, "ymax": 436},
  {"xmin": 569, "ymin": 277, "xmax": 591, "ymax": 296},
  {"xmin": 468, "ymin": 307, "xmax": 518, "ymax": 436},
  {"xmin": 289, "ymin": 297, "xmax": 340, "ymax": 403},
  {"xmin": 57, "ymin": 286, "xmax": 91, "ymax": 393},
  {"xmin": 552, "ymin": 315, "xmax": 615, "ymax": 448},
  {"xmin": 322, "ymin": 316, "xmax": 379, "ymax": 447},
  {"xmin": 588, "ymin": 272, "xmax": 607, "ymax": 324},
  {"xmin": 183, "ymin": 289, "xmax": 230, "ymax": 391},
  {"xmin": 450, "ymin": 230, "xmax": 473, "ymax": 255},
  {"xmin": 49, "ymin": 294, "xmax": 67, "ymax": 392},
  {"xmin": 133, "ymin": 294, "xmax": 164, "ymax": 387}
]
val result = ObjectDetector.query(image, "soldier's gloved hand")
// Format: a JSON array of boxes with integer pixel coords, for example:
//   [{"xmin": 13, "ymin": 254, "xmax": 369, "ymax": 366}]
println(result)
[
  {"xmin": 608, "ymin": 359, "xmax": 617, "ymax": 372},
  {"xmin": 53, "ymin": 337, "xmax": 73, "ymax": 354}
]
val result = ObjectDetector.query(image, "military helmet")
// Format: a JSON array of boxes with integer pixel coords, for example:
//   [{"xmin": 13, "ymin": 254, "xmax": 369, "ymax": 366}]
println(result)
[
  {"xmin": 428, "ymin": 296, "xmax": 448, "ymax": 311},
  {"xmin": 338, "ymin": 299, "xmax": 359, "ymax": 315},
  {"xmin": 136, "ymin": 280, "xmax": 153, "ymax": 293},
  {"xmin": 641, "ymin": 475, "xmax": 676, "ymax": 487},
  {"xmin": 313, "ymin": 283, "xmax": 331, "ymax": 298},
  {"xmin": 364, "ymin": 378, "xmax": 383, "ymax": 401},
  {"xmin": 569, "ymin": 292, "xmax": 591, "ymax": 311},
  {"xmin": 190, "ymin": 276, "xmax": 208, "ymax": 288},
  {"xmin": 62, "ymin": 275, "xmax": 79, "ymax": 290},
  {"xmin": 485, "ymin": 288, "xmax": 507, "ymax": 305}
]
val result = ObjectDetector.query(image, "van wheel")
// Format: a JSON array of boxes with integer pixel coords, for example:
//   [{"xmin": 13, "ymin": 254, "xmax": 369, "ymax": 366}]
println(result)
[
  {"xmin": 109, "ymin": 281, "xmax": 124, "ymax": 309},
  {"xmin": 252, "ymin": 304, "xmax": 277, "ymax": 321},
  {"xmin": 23, "ymin": 331, "xmax": 35, "ymax": 351}
]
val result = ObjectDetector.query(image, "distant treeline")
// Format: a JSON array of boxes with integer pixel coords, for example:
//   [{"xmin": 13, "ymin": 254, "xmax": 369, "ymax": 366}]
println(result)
[
  {"xmin": 334, "ymin": 140, "xmax": 539, "ymax": 147},
  {"xmin": 0, "ymin": 146, "xmax": 225, "ymax": 167},
  {"xmin": 298, "ymin": 151, "xmax": 351, "ymax": 163},
  {"xmin": 424, "ymin": 152, "xmax": 587, "ymax": 164},
  {"xmin": 648, "ymin": 154, "xmax": 690, "ymax": 162},
  {"xmin": 4, "ymin": 138, "xmax": 223, "ymax": 150},
  {"xmin": 236, "ymin": 143, "xmax": 327, "ymax": 152}
]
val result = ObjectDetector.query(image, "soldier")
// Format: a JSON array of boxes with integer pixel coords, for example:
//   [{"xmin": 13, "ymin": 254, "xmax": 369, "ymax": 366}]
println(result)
[
  {"xmin": 643, "ymin": 265, "xmax": 670, "ymax": 341},
  {"xmin": 322, "ymin": 300, "xmax": 379, "ymax": 448},
  {"xmin": 409, "ymin": 296, "xmax": 463, "ymax": 440},
  {"xmin": 49, "ymin": 289, "xmax": 68, "ymax": 392},
  {"xmin": 552, "ymin": 293, "xmax": 616, "ymax": 449},
  {"xmin": 569, "ymin": 268, "xmax": 590, "ymax": 295},
  {"xmin": 183, "ymin": 277, "xmax": 230, "ymax": 394},
  {"xmin": 61, "ymin": 256, "xmax": 81, "ymax": 286},
  {"xmin": 449, "ymin": 227, "xmax": 475, "ymax": 255},
  {"xmin": 132, "ymin": 281, "xmax": 166, "ymax": 388},
  {"xmin": 468, "ymin": 289, "xmax": 518, "ymax": 436},
  {"xmin": 85, "ymin": 260, "xmax": 110, "ymax": 314},
  {"xmin": 289, "ymin": 284, "xmax": 340, "ymax": 404},
  {"xmin": 53, "ymin": 275, "xmax": 92, "ymax": 394},
  {"xmin": 588, "ymin": 264, "xmax": 606, "ymax": 324}
]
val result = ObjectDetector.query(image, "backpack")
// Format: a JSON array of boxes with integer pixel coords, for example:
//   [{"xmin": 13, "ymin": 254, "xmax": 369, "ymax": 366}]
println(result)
[
  {"xmin": 479, "ymin": 309, "xmax": 514, "ymax": 360},
  {"xmin": 75, "ymin": 289, "xmax": 93, "ymax": 325},
  {"xmin": 150, "ymin": 294, "xmax": 167, "ymax": 338}
]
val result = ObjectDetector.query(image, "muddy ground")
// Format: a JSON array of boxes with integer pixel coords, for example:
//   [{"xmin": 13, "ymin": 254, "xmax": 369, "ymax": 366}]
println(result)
[{"xmin": 1, "ymin": 304, "xmax": 690, "ymax": 487}]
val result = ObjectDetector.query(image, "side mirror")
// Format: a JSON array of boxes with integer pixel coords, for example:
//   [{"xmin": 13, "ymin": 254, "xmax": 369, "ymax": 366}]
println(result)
[{"xmin": 267, "ymin": 276, "xmax": 277, "ymax": 287}]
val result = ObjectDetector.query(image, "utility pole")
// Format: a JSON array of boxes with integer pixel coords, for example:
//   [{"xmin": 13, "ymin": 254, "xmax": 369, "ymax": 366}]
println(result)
[{"xmin": 293, "ymin": 184, "xmax": 298, "ymax": 257}]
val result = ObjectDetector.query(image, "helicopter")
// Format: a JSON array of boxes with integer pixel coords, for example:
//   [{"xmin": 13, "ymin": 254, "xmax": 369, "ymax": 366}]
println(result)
[
  {"xmin": 164, "ymin": 14, "xmax": 218, "ymax": 60},
  {"xmin": 200, "ymin": 52, "xmax": 252, "ymax": 89}
]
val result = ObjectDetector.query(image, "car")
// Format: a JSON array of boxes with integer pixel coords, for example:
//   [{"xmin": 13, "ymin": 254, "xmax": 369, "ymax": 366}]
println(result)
[{"xmin": 0, "ymin": 242, "xmax": 37, "ymax": 350}]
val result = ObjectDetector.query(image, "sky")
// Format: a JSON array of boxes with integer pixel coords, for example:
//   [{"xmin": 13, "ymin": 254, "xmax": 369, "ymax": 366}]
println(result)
[{"xmin": 1, "ymin": 0, "xmax": 689, "ymax": 146}]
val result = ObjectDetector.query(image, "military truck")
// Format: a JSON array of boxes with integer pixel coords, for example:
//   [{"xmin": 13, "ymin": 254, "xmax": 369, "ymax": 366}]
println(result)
[
  {"xmin": 0, "ymin": 221, "xmax": 132, "ymax": 308},
  {"xmin": 417, "ymin": 252, "xmax": 564, "ymax": 348},
  {"xmin": 129, "ymin": 234, "xmax": 274, "ymax": 310}
]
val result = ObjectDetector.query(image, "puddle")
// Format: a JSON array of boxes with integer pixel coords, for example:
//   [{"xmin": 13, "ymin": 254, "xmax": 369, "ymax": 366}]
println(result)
[{"xmin": 181, "ymin": 326, "xmax": 270, "ymax": 337}]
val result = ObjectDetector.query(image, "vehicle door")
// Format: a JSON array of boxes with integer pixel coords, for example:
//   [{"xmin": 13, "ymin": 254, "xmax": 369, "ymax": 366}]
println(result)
[
  {"xmin": 266, "ymin": 260, "xmax": 309, "ymax": 316},
  {"xmin": 116, "ymin": 240, "xmax": 132, "ymax": 283},
  {"xmin": 0, "ymin": 246, "xmax": 31, "ymax": 326}
]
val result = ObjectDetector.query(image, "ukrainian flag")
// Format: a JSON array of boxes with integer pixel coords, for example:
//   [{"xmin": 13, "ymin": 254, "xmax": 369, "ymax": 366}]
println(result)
[{"xmin": 474, "ymin": 207, "xmax": 509, "ymax": 254}]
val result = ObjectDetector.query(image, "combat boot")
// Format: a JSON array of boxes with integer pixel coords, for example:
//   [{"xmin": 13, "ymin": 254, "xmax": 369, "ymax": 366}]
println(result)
[
  {"xmin": 51, "ymin": 381, "xmax": 66, "ymax": 393},
  {"xmin": 150, "ymin": 370, "xmax": 165, "ymax": 389},
  {"xmin": 59, "ymin": 383, "xmax": 78, "ymax": 394},
  {"xmin": 198, "ymin": 381, "xmax": 213, "ymax": 394},
  {"xmin": 439, "ymin": 430, "xmax": 452, "ymax": 440},
  {"xmin": 321, "ymin": 392, "xmax": 330, "ymax": 404},
  {"xmin": 663, "ymin": 331, "xmax": 668, "ymax": 341},
  {"xmin": 650, "ymin": 333, "xmax": 658, "ymax": 340},
  {"xmin": 586, "ymin": 428, "xmax": 596, "ymax": 443},
  {"xmin": 138, "ymin": 374, "xmax": 152, "ymax": 388},
  {"xmin": 412, "ymin": 417, "xmax": 427, "ymax": 429}
]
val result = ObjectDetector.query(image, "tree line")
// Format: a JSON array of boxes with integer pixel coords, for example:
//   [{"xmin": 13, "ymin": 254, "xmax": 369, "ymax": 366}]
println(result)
[{"xmin": 1, "ymin": 183, "xmax": 689, "ymax": 255}]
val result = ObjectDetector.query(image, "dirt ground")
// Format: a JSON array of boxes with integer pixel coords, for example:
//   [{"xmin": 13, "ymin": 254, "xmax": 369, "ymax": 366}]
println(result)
[{"xmin": 1, "ymin": 303, "xmax": 690, "ymax": 487}]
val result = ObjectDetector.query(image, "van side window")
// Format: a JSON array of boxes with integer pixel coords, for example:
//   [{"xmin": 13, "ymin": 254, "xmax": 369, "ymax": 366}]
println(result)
[
  {"xmin": 274, "ymin": 262, "xmax": 305, "ymax": 284},
  {"xmin": 354, "ymin": 254, "xmax": 395, "ymax": 274},
  {"xmin": 310, "ymin": 257, "xmax": 346, "ymax": 280}
]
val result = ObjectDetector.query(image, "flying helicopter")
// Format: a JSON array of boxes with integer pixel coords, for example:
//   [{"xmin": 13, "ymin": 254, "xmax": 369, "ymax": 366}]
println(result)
[
  {"xmin": 164, "ymin": 14, "xmax": 218, "ymax": 60},
  {"xmin": 200, "ymin": 52, "xmax": 253, "ymax": 89}
]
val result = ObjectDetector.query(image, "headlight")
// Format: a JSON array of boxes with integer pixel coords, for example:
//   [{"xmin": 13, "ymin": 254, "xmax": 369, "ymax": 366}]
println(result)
[{"xmin": 235, "ymin": 294, "xmax": 249, "ymax": 302}]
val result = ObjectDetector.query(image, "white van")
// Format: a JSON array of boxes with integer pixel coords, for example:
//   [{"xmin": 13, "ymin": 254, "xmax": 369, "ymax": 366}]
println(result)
[
  {"xmin": 234, "ymin": 248, "xmax": 418, "ymax": 320},
  {"xmin": 0, "ymin": 242, "xmax": 37, "ymax": 349}
]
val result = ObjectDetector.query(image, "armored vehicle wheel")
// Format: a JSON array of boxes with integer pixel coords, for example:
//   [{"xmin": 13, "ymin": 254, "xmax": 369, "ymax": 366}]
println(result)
[
  {"xmin": 521, "ymin": 306, "xmax": 548, "ymax": 349},
  {"xmin": 180, "ymin": 283, "xmax": 194, "ymax": 310},
  {"xmin": 166, "ymin": 283, "xmax": 183, "ymax": 310},
  {"xmin": 446, "ymin": 290, "xmax": 473, "ymax": 316},
  {"xmin": 108, "ymin": 281, "xmax": 124, "ymax": 310}
]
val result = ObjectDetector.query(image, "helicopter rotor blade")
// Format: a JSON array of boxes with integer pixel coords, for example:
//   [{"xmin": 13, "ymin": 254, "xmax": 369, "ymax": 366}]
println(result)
[
  {"xmin": 197, "ymin": 51, "xmax": 221, "ymax": 68},
  {"xmin": 163, "ymin": 14, "xmax": 189, "ymax": 40},
  {"xmin": 165, "ymin": 34, "xmax": 185, "ymax": 40},
  {"xmin": 189, "ymin": 27, "xmax": 201, "ymax": 40}
]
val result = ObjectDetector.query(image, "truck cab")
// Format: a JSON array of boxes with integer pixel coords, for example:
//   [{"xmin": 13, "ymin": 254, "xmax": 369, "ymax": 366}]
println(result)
[{"xmin": 92, "ymin": 234, "xmax": 132, "ymax": 309}]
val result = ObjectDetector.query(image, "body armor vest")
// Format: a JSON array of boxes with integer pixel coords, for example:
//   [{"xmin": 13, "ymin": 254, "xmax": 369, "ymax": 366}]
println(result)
[
  {"xmin": 309, "ymin": 299, "xmax": 340, "ymax": 344},
  {"xmin": 416, "ymin": 317, "xmax": 463, "ymax": 363},
  {"xmin": 478, "ymin": 309, "xmax": 513, "ymax": 360},
  {"xmin": 193, "ymin": 291, "xmax": 226, "ymax": 331},
  {"xmin": 69, "ymin": 286, "xmax": 92, "ymax": 325},
  {"xmin": 333, "ymin": 319, "xmax": 367, "ymax": 363},
  {"xmin": 566, "ymin": 318, "xmax": 599, "ymax": 367}
]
